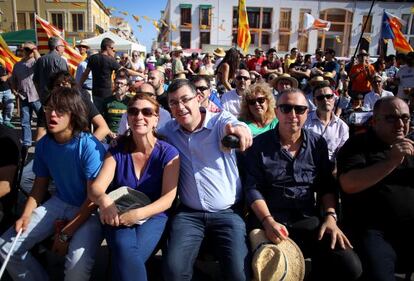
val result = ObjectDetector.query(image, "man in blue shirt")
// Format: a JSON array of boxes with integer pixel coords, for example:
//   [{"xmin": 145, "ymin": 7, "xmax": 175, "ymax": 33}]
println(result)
[
  {"xmin": 160, "ymin": 79, "xmax": 252, "ymax": 281},
  {"xmin": 244, "ymin": 88, "xmax": 361, "ymax": 281},
  {"xmin": 324, "ymin": 48, "xmax": 340, "ymax": 82}
]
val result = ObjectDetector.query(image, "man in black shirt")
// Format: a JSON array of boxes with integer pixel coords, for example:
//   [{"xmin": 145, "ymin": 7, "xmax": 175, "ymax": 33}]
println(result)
[
  {"xmin": 338, "ymin": 96, "xmax": 414, "ymax": 280},
  {"xmin": 289, "ymin": 53, "xmax": 311, "ymax": 90}
]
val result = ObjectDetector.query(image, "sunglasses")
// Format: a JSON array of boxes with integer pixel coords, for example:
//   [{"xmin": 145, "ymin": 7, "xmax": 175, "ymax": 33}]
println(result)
[
  {"xmin": 195, "ymin": 86, "xmax": 209, "ymax": 92},
  {"xmin": 23, "ymin": 47, "xmax": 33, "ymax": 52},
  {"xmin": 127, "ymin": 107, "xmax": 157, "ymax": 117},
  {"xmin": 315, "ymin": 94, "xmax": 334, "ymax": 101},
  {"xmin": 247, "ymin": 97, "xmax": 266, "ymax": 106},
  {"xmin": 44, "ymin": 106, "xmax": 66, "ymax": 116},
  {"xmin": 278, "ymin": 104, "xmax": 308, "ymax": 115},
  {"xmin": 236, "ymin": 76, "xmax": 250, "ymax": 81}
]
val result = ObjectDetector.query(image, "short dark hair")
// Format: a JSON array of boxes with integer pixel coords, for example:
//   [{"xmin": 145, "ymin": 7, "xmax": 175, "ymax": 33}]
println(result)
[
  {"xmin": 290, "ymin": 48, "xmax": 298, "ymax": 53},
  {"xmin": 190, "ymin": 75, "xmax": 211, "ymax": 88},
  {"xmin": 167, "ymin": 78, "xmax": 196, "ymax": 96},
  {"xmin": 325, "ymin": 48, "xmax": 335, "ymax": 56},
  {"xmin": 100, "ymin": 37, "xmax": 115, "ymax": 51},
  {"xmin": 276, "ymin": 88, "xmax": 306, "ymax": 106},
  {"xmin": 267, "ymin": 48, "xmax": 277, "ymax": 55},
  {"xmin": 49, "ymin": 71, "xmax": 78, "ymax": 91},
  {"xmin": 45, "ymin": 87, "xmax": 89, "ymax": 137},
  {"xmin": 48, "ymin": 36, "xmax": 61, "ymax": 51}
]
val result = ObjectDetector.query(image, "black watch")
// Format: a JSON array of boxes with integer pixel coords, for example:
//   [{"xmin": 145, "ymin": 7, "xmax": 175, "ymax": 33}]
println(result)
[
  {"xmin": 58, "ymin": 232, "xmax": 71, "ymax": 243},
  {"xmin": 325, "ymin": 211, "xmax": 338, "ymax": 222}
]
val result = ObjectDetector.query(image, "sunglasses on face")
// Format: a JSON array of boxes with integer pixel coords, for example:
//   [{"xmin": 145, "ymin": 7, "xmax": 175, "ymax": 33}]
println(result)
[
  {"xmin": 115, "ymin": 81, "xmax": 128, "ymax": 86},
  {"xmin": 195, "ymin": 86, "xmax": 209, "ymax": 92},
  {"xmin": 127, "ymin": 107, "xmax": 157, "ymax": 117},
  {"xmin": 315, "ymin": 94, "xmax": 334, "ymax": 101},
  {"xmin": 236, "ymin": 76, "xmax": 250, "ymax": 81},
  {"xmin": 247, "ymin": 97, "xmax": 266, "ymax": 106},
  {"xmin": 23, "ymin": 47, "xmax": 33, "ymax": 52},
  {"xmin": 277, "ymin": 104, "xmax": 308, "ymax": 115}
]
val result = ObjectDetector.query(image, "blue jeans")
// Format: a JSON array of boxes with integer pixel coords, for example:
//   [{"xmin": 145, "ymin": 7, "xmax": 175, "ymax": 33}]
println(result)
[
  {"xmin": 0, "ymin": 196, "xmax": 103, "ymax": 281},
  {"xmin": 0, "ymin": 89, "xmax": 15, "ymax": 124},
  {"xmin": 20, "ymin": 99, "xmax": 42, "ymax": 146},
  {"xmin": 163, "ymin": 206, "xmax": 250, "ymax": 281},
  {"xmin": 104, "ymin": 215, "xmax": 167, "ymax": 281}
]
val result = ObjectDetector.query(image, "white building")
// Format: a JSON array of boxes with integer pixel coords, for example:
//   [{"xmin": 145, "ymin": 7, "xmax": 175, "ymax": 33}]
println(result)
[{"xmin": 158, "ymin": 0, "xmax": 414, "ymax": 56}]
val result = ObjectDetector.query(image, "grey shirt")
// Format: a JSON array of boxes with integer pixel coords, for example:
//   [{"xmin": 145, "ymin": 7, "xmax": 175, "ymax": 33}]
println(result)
[{"xmin": 12, "ymin": 58, "xmax": 39, "ymax": 103}]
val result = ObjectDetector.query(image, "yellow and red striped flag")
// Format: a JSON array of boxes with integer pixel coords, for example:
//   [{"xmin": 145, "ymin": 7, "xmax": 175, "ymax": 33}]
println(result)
[
  {"xmin": 237, "ymin": 0, "xmax": 251, "ymax": 53},
  {"xmin": 0, "ymin": 34, "xmax": 21, "ymax": 73},
  {"xmin": 35, "ymin": 15, "xmax": 83, "ymax": 73}
]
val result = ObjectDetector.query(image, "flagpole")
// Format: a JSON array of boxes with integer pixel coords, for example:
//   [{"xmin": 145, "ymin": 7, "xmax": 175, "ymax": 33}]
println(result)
[
  {"xmin": 377, "ymin": 9, "xmax": 386, "ymax": 57},
  {"xmin": 353, "ymin": 0, "xmax": 375, "ymax": 58},
  {"xmin": 235, "ymin": 1, "xmax": 240, "ymax": 49}
]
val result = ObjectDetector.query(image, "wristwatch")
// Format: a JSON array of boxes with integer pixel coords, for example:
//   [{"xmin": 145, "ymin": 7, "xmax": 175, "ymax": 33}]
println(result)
[
  {"xmin": 58, "ymin": 232, "xmax": 71, "ymax": 243},
  {"xmin": 325, "ymin": 211, "xmax": 338, "ymax": 222}
]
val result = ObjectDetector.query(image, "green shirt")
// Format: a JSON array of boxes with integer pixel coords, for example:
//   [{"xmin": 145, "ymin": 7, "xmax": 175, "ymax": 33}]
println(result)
[
  {"xmin": 243, "ymin": 118, "xmax": 278, "ymax": 137},
  {"xmin": 103, "ymin": 96, "xmax": 130, "ymax": 133}
]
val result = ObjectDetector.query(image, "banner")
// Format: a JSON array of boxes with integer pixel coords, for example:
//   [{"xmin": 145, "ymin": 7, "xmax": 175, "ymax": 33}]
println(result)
[
  {"xmin": 0, "ymin": 34, "xmax": 21, "ymax": 73},
  {"xmin": 304, "ymin": 13, "xmax": 331, "ymax": 31},
  {"xmin": 237, "ymin": 0, "xmax": 251, "ymax": 53},
  {"xmin": 381, "ymin": 12, "xmax": 413, "ymax": 54}
]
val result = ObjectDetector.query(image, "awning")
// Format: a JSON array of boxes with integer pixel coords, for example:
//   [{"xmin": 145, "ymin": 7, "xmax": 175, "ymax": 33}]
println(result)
[
  {"xmin": 1, "ymin": 29, "xmax": 36, "ymax": 46},
  {"xmin": 180, "ymin": 4, "xmax": 192, "ymax": 9},
  {"xmin": 200, "ymin": 5, "xmax": 212, "ymax": 9}
]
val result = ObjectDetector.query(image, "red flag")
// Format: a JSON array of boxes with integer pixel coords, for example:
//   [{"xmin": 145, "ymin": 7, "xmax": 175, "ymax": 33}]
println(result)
[
  {"xmin": 0, "ymin": 34, "xmax": 21, "ymax": 73},
  {"xmin": 35, "ymin": 15, "xmax": 83, "ymax": 73}
]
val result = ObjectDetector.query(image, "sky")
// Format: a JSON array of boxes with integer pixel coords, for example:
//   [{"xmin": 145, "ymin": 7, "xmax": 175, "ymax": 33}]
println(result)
[{"xmin": 101, "ymin": 0, "xmax": 168, "ymax": 51}]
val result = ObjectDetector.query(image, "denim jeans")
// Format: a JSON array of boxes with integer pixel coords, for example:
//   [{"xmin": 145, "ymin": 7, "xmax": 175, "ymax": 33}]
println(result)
[
  {"xmin": 0, "ymin": 196, "xmax": 103, "ymax": 281},
  {"xmin": 20, "ymin": 99, "xmax": 42, "ymax": 146},
  {"xmin": 105, "ymin": 215, "xmax": 167, "ymax": 281},
  {"xmin": 0, "ymin": 89, "xmax": 15, "ymax": 124},
  {"xmin": 163, "ymin": 206, "xmax": 250, "ymax": 281}
]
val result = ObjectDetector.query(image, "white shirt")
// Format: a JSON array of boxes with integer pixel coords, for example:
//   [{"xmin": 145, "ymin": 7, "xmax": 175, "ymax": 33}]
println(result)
[
  {"xmin": 396, "ymin": 65, "xmax": 414, "ymax": 98},
  {"xmin": 221, "ymin": 89, "xmax": 242, "ymax": 117},
  {"xmin": 304, "ymin": 111, "xmax": 349, "ymax": 161},
  {"xmin": 363, "ymin": 90, "xmax": 394, "ymax": 111}
]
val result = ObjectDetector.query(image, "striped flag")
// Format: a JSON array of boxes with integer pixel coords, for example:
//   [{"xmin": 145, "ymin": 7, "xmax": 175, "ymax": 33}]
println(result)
[
  {"xmin": 237, "ymin": 0, "xmax": 251, "ymax": 53},
  {"xmin": 0, "ymin": 34, "xmax": 21, "ymax": 73},
  {"xmin": 35, "ymin": 14, "xmax": 83, "ymax": 73},
  {"xmin": 304, "ymin": 13, "xmax": 331, "ymax": 31},
  {"xmin": 381, "ymin": 12, "xmax": 413, "ymax": 54}
]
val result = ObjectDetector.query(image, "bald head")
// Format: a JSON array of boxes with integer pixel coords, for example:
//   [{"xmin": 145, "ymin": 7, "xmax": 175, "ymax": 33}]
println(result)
[
  {"xmin": 148, "ymin": 70, "xmax": 165, "ymax": 94},
  {"xmin": 137, "ymin": 83, "xmax": 156, "ymax": 96}
]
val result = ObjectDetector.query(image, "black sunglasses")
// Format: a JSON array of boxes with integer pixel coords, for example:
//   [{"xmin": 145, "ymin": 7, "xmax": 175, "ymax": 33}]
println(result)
[
  {"xmin": 127, "ymin": 107, "xmax": 157, "ymax": 117},
  {"xmin": 195, "ymin": 86, "xmax": 209, "ymax": 92},
  {"xmin": 23, "ymin": 47, "xmax": 33, "ymax": 52},
  {"xmin": 278, "ymin": 104, "xmax": 308, "ymax": 115},
  {"xmin": 315, "ymin": 94, "xmax": 334, "ymax": 101},
  {"xmin": 247, "ymin": 97, "xmax": 266, "ymax": 106},
  {"xmin": 236, "ymin": 76, "xmax": 250, "ymax": 81}
]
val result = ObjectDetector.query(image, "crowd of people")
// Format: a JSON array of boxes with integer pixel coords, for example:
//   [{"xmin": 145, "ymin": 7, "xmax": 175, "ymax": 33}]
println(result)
[{"xmin": 0, "ymin": 35, "xmax": 413, "ymax": 281}]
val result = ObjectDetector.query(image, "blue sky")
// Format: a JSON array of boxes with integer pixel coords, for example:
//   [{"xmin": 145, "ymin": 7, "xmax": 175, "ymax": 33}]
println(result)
[{"xmin": 101, "ymin": 0, "xmax": 168, "ymax": 51}]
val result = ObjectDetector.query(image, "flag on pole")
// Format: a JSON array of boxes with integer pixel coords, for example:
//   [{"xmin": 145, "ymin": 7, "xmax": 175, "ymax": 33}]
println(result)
[
  {"xmin": 381, "ymin": 12, "xmax": 413, "ymax": 54},
  {"xmin": 237, "ymin": 0, "xmax": 251, "ymax": 53},
  {"xmin": 35, "ymin": 15, "xmax": 83, "ymax": 73},
  {"xmin": 0, "ymin": 34, "xmax": 21, "ymax": 73},
  {"xmin": 304, "ymin": 13, "xmax": 331, "ymax": 31}
]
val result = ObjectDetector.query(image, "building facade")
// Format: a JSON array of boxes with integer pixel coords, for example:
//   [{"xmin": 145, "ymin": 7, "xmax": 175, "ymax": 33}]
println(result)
[
  {"xmin": 0, "ymin": 0, "xmax": 110, "ymax": 41},
  {"xmin": 158, "ymin": 0, "xmax": 414, "ymax": 56}
]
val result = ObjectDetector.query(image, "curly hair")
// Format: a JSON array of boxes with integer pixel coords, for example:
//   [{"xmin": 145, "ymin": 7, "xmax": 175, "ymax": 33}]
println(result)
[{"xmin": 239, "ymin": 82, "xmax": 276, "ymax": 122}]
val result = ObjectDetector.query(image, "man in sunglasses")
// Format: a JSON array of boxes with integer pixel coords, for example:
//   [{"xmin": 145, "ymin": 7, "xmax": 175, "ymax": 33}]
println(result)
[
  {"xmin": 362, "ymin": 74, "xmax": 394, "ymax": 112},
  {"xmin": 244, "ymin": 88, "xmax": 362, "ymax": 281},
  {"xmin": 337, "ymin": 96, "xmax": 414, "ymax": 280},
  {"xmin": 161, "ymin": 79, "xmax": 252, "ymax": 281},
  {"xmin": 221, "ymin": 69, "xmax": 251, "ymax": 117},
  {"xmin": 191, "ymin": 75, "xmax": 221, "ymax": 113},
  {"xmin": 304, "ymin": 84, "xmax": 349, "ymax": 162}
]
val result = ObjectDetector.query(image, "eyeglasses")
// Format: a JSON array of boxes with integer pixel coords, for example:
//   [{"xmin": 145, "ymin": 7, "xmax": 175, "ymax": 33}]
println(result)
[
  {"xmin": 23, "ymin": 47, "xmax": 33, "ymax": 52},
  {"xmin": 127, "ymin": 107, "xmax": 157, "ymax": 117},
  {"xmin": 236, "ymin": 76, "xmax": 250, "ymax": 81},
  {"xmin": 168, "ymin": 95, "xmax": 197, "ymax": 108},
  {"xmin": 44, "ymin": 106, "xmax": 66, "ymax": 116},
  {"xmin": 277, "ymin": 104, "xmax": 308, "ymax": 115},
  {"xmin": 381, "ymin": 114, "xmax": 410, "ymax": 124},
  {"xmin": 115, "ymin": 81, "xmax": 128, "ymax": 86},
  {"xmin": 373, "ymin": 80, "xmax": 382, "ymax": 84},
  {"xmin": 247, "ymin": 97, "xmax": 266, "ymax": 106},
  {"xmin": 315, "ymin": 94, "xmax": 334, "ymax": 101},
  {"xmin": 195, "ymin": 86, "xmax": 209, "ymax": 92}
]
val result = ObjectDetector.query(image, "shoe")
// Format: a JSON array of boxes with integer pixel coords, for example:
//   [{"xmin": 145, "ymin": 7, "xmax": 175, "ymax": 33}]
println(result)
[{"xmin": 4, "ymin": 122, "xmax": 15, "ymax": 129}]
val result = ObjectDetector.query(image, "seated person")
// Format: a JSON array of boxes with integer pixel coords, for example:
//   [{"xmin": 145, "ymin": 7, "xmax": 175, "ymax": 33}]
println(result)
[
  {"xmin": 244, "ymin": 88, "xmax": 362, "ymax": 281},
  {"xmin": 89, "ymin": 94, "xmax": 180, "ymax": 281},
  {"xmin": 0, "ymin": 88, "xmax": 105, "ymax": 281},
  {"xmin": 338, "ymin": 96, "xmax": 414, "ymax": 281}
]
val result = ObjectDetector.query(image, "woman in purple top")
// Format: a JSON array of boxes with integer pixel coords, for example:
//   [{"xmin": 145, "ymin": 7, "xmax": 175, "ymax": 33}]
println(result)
[{"xmin": 89, "ymin": 94, "xmax": 180, "ymax": 281}]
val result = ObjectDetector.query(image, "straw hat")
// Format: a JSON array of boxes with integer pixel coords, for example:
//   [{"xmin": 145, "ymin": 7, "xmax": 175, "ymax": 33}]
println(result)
[
  {"xmin": 76, "ymin": 40, "xmax": 90, "ymax": 49},
  {"xmin": 271, "ymin": 74, "xmax": 298, "ymax": 89},
  {"xmin": 198, "ymin": 68, "xmax": 214, "ymax": 77},
  {"xmin": 171, "ymin": 46, "xmax": 183, "ymax": 53},
  {"xmin": 250, "ymin": 229, "xmax": 305, "ymax": 281},
  {"xmin": 107, "ymin": 186, "xmax": 151, "ymax": 214},
  {"xmin": 213, "ymin": 47, "xmax": 226, "ymax": 57},
  {"xmin": 175, "ymin": 73, "xmax": 187, "ymax": 79},
  {"xmin": 309, "ymin": 76, "xmax": 330, "ymax": 87},
  {"xmin": 323, "ymin": 72, "xmax": 336, "ymax": 84}
]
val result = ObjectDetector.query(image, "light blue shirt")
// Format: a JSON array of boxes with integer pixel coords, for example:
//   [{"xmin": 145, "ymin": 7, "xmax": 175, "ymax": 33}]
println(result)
[
  {"xmin": 75, "ymin": 60, "xmax": 93, "ymax": 90},
  {"xmin": 159, "ymin": 109, "xmax": 247, "ymax": 212},
  {"xmin": 362, "ymin": 90, "xmax": 394, "ymax": 112}
]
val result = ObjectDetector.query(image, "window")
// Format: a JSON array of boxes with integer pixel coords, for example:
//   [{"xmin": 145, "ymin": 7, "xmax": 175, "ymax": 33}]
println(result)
[
  {"xmin": 180, "ymin": 8, "xmax": 191, "ymax": 26},
  {"xmin": 180, "ymin": 31, "xmax": 190, "ymax": 49},
  {"xmin": 262, "ymin": 8, "xmax": 272, "ymax": 29},
  {"xmin": 233, "ymin": 8, "xmax": 238, "ymax": 28},
  {"xmin": 72, "ymin": 13, "xmax": 84, "ymax": 32},
  {"xmin": 247, "ymin": 8, "xmax": 260, "ymax": 29},
  {"xmin": 362, "ymin": 15, "xmax": 372, "ymax": 33},
  {"xmin": 278, "ymin": 34, "xmax": 290, "ymax": 52},
  {"xmin": 200, "ymin": 32, "xmax": 210, "ymax": 48},
  {"xmin": 29, "ymin": 13, "xmax": 35, "ymax": 29},
  {"xmin": 402, "ymin": 14, "xmax": 411, "ymax": 34},
  {"xmin": 261, "ymin": 32, "xmax": 270, "ymax": 49},
  {"xmin": 279, "ymin": 9, "xmax": 291, "ymax": 31},
  {"xmin": 51, "ymin": 12, "xmax": 64, "ymax": 30},
  {"xmin": 17, "ymin": 12, "xmax": 26, "ymax": 30},
  {"xmin": 199, "ymin": 7, "xmax": 211, "ymax": 27},
  {"xmin": 298, "ymin": 34, "xmax": 309, "ymax": 52}
]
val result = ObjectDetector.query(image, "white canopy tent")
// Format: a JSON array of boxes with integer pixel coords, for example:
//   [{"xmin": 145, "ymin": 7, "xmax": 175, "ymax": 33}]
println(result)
[{"xmin": 78, "ymin": 31, "xmax": 146, "ymax": 54}]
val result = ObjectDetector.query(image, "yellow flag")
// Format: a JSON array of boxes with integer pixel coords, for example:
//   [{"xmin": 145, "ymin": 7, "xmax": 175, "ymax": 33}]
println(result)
[
  {"xmin": 132, "ymin": 15, "xmax": 140, "ymax": 22},
  {"xmin": 143, "ymin": 15, "xmax": 151, "ymax": 22},
  {"xmin": 237, "ymin": 0, "xmax": 251, "ymax": 53},
  {"xmin": 153, "ymin": 21, "xmax": 160, "ymax": 32},
  {"xmin": 0, "ymin": 34, "xmax": 21, "ymax": 73},
  {"xmin": 120, "ymin": 11, "xmax": 128, "ymax": 16}
]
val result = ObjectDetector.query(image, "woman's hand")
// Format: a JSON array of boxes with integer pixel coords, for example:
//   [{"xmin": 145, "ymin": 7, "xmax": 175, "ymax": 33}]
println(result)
[
  {"xmin": 119, "ymin": 209, "xmax": 142, "ymax": 227},
  {"xmin": 98, "ymin": 195, "xmax": 120, "ymax": 226}
]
